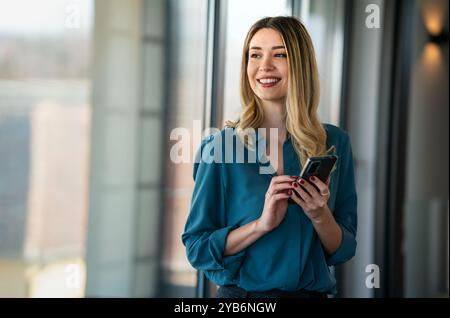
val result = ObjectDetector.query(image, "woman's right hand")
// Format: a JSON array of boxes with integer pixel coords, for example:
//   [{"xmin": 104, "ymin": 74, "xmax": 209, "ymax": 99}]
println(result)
[{"xmin": 256, "ymin": 175, "xmax": 296, "ymax": 233}]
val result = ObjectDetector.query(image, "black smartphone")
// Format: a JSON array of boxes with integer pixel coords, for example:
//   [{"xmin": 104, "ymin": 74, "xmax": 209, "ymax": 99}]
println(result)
[
  {"xmin": 289, "ymin": 155, "xmax": 338, "ymax": 204},
  {"xmin": 298, "ymin": 155, "xmax": 338, "ymax": 185}
]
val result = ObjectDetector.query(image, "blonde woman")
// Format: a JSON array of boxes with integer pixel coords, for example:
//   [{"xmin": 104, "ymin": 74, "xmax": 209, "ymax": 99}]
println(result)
[{"xmin": 182, "ymin": 16, "xmax": 357, "ymax": 298}]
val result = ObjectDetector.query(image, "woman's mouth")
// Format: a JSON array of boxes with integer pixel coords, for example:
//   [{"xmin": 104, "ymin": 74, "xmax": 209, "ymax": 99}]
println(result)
[{"xmin": 257, "ymin": 77, "xmax": 281, "ymax": 88}]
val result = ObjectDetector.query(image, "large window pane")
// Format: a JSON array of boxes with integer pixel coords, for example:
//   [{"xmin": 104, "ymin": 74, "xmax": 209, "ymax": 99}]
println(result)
[
  {"xmin": 301, "ymin": 0, "xmax": 345, "ymax": 125},
  {"xmin": 162, "ymin": 0, "xmax": 208, "ymax": 297},
  {"xmin": 0, "ymin": 0, "xmax": 93, "ymax": 297}
]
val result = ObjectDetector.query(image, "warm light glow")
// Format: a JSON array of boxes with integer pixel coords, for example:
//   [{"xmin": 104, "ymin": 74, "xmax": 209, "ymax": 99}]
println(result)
[
  {"xmin": 423, "ymin": 42, "xmax": 442, "ymax": 68},
  {"xmin": 420, "ymin": 0, "xmax": 448, "ymax": 36},
  {"xmin": 425, "ymin": 15, "xmax": 442, "ymax": 36}
]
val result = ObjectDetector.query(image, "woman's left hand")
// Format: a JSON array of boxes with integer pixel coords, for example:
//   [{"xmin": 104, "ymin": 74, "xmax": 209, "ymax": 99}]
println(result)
[{"xmin": 290, "ymin": 176, "xmax": 331, "ymax": 221}]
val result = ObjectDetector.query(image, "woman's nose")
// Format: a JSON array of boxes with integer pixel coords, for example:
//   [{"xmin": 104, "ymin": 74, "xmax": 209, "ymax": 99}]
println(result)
[
  {"xmin": 259, "ymin": 65, "xmax": 274, "ymax": 72},
  {"xmin": 259, "ymin": 56, "xmax": 274, "ymax": 72}
]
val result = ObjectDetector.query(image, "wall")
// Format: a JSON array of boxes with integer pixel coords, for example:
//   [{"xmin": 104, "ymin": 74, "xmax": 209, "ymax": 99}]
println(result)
[
  {"xmin": 343, "ymin": 0, "xmax": 384, "ymax": 298},
  {"xmin": 404, "ymin": 0, "xmax": 449, "ymax": 297}
]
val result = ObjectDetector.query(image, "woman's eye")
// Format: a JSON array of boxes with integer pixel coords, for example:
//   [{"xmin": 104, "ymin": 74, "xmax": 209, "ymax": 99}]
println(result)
[
  {"xmin": 250, "ymin": 53, "xmax": 261, "ymax": 59},
  {"xmin": 275, "ymin": 53, "xmax": 287, "ymax": 58}
]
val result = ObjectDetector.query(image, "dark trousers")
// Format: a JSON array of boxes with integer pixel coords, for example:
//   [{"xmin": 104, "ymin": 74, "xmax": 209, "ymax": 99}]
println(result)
[{"xmin": 216, "ymin": 285, "xmax": 328, "ymax": 299}]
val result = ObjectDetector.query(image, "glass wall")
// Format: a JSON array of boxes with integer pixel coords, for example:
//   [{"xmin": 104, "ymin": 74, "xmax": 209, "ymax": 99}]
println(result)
[
  {"xmin": 298, "ymin": 0, "xmax": 345, "ymax": 125},
  {"xmin": 162, "ymin": 0, "xmax": 209, "ymax": 297},
  {"xmin": 0, "ymin": 0, "xmax": 93, "ymax": 297}
]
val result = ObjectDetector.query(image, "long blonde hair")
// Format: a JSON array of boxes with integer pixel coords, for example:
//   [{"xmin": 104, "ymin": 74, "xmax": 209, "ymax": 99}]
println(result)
[{"xmin": 226, "ymin": 16, "xmax": 332, "ymax": 168}]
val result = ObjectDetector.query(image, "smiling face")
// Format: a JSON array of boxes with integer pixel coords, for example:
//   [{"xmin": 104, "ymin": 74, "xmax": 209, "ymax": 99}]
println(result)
[{"xmin": 247, "ymin": 28, "xmax": 289, "ymax": 104}]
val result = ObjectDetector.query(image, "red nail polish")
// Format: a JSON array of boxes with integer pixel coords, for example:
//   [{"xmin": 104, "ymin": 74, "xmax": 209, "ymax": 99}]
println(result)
[
  {"xmin": 288, "ymin": 190, "xmax": 292, "ymax": 195},
  {"xmin": 310, "ymin": 176, "xmax": 315, "ymax": 181},
  {"xmin": 299, "ymin": 179, "xmax": 305, "ymax": 185},
  {"xmin": 293, "ymin": 182, "xmax": 298, "ymax": 187}
]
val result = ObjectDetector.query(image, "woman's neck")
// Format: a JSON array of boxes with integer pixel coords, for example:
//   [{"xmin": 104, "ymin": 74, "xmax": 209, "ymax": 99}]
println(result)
[{"xmin": 261, "ymin": 100, "xmax": 287, "ymax": 143}]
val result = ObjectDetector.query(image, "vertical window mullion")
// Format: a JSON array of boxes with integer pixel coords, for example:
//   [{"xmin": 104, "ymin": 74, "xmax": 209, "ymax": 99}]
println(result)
[{"xmin": 197, "ymin": 0, "xmax": 227, "ymax": 298}]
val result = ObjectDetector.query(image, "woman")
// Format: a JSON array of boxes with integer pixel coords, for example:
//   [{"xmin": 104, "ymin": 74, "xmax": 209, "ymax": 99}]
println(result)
[{"xmin": 182, "ymin": 16, "xmax": 357, "ymax": 298}]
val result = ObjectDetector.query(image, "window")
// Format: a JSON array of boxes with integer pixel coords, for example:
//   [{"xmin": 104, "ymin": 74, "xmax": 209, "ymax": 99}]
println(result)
[
  {"xmin": 298, "ymin": 0, "xmax": 345, "ymax": 125},
  {"xmin": 0, "ymin": 0, "xmax": 93, "ymax": 297},
  {"xmin": 162, "ymin": 0, "xmax": 209, "ymax": 297}
]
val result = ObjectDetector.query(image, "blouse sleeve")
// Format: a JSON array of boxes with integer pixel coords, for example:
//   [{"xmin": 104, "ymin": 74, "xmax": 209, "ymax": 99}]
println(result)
[
  {"xmin": 181, "ymin": 134, "xmax": 246, "ymax": 280},
  {"xmin": 326, "ymin": 132, "xmax": 358, "ymax": 266}
]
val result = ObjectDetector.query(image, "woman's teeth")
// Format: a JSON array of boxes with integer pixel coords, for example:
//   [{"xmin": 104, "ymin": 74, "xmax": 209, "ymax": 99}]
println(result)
[{"xmin": 257, "ymin": 78, "xmax": 280, "ymax": 84}]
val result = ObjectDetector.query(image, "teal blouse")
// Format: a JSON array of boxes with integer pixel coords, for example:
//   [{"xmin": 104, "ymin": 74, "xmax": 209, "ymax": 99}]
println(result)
[{"xmin": 182, "ymin": 124, "xmax": 357, "ymax": 294}]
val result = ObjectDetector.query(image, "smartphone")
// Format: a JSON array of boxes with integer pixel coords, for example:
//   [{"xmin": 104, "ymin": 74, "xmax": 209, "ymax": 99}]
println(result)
[
  {"xmin": 298, "ymin": 155, "xmax": 338, "ymax": 185},
  {"xmin": 289, "ymin": 155, "xmax": 337, "ymax": 204}
]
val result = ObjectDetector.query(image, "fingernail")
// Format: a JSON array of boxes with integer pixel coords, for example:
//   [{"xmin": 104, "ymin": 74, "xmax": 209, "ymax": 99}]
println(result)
[
  {"xmin": 299, "ymin": 179, "xmax": 305, "ymax": 185},
  {"xmin": 293, "ymin": 182, "xmax": 298, "ymax": 187},
  {"xmin": 290, "ymin": 176, "xmax": 297, "ymax": 179},
  {"xmin": 288, "ymin": 190, "xmax": 292, "ymax": 195},
  {"xmin": 310, "ymin": 176, "xmax": 315, "ymax": 181}
]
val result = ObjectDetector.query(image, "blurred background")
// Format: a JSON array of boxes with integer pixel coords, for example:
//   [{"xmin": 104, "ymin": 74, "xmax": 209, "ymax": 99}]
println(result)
[{"xmin": 0, "ymin": 0, "xmax": 448, "ymax": 298}]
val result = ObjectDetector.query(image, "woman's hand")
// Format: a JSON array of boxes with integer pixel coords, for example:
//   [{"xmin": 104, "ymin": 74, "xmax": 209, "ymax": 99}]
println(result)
[
  {"xmin": 256, "ymin": 175, "xmax": 296, "ymax": 233},
  {"xmin": 290, "ymin": 176, "xmax": 331, "ymax": 222}
]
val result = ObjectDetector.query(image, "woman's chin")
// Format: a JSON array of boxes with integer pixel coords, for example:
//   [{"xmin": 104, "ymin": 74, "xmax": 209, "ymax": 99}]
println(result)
[{"xmin": 257, "ymin": 94, "xmax": 286, "ymax": 103}]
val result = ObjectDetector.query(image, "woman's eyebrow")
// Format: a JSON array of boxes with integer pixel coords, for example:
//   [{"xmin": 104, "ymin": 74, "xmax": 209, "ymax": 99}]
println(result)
[{"xmin": 249, "ymin": 45, "xmax": 286, "ymax": 50}]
